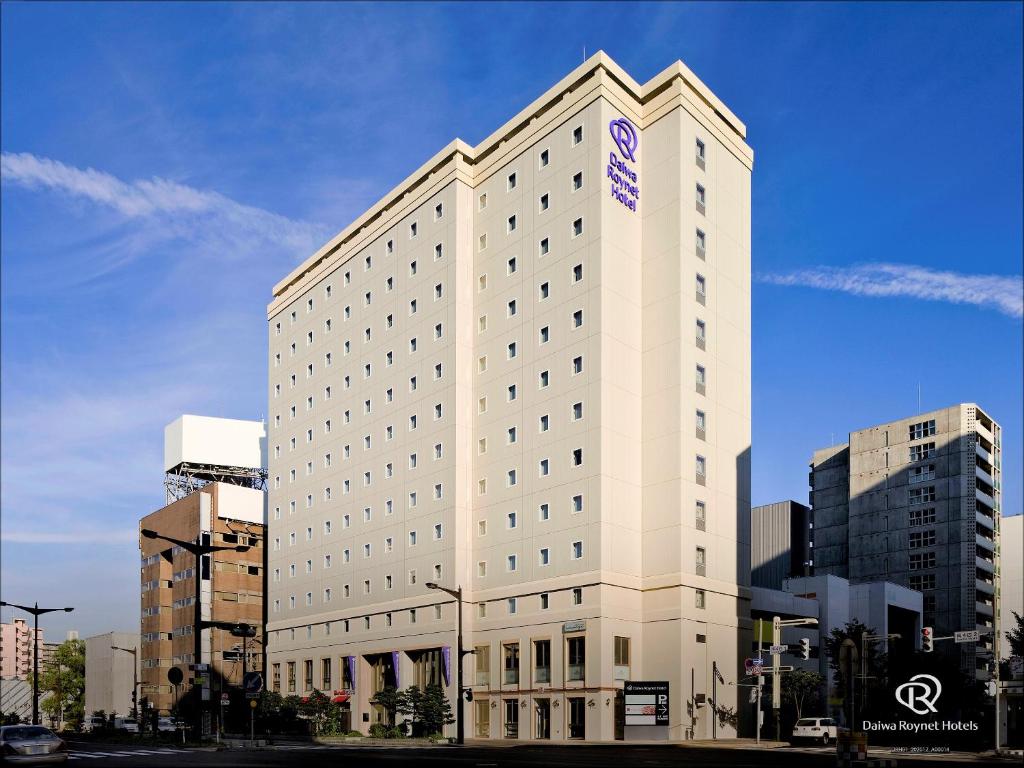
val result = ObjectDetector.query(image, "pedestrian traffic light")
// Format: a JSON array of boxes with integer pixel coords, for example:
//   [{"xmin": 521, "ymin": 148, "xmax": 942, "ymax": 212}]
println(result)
[
  {"xmin": 799, "ymin": 638, "xmax": 810, "ymax": 660},
  {"xmin": 921, "ymin": 626, "xmax": 933, "ymax": 652}
]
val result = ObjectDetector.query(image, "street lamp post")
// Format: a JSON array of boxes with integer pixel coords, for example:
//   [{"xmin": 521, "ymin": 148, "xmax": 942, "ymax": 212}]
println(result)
[
  {"xmin": 111, "ymin": 646, "xmax": 139, "ymax": 724},
  {"xmin": 141, "ymin": 528, "xmax": 250, "ymax": 740},
  {"xmin": 425, "ymin": 582, "xmax": 469, "ymax": 745},
  {"xmin": 0, "ymin": 600, "xmax": 74, "ymax": 726}
]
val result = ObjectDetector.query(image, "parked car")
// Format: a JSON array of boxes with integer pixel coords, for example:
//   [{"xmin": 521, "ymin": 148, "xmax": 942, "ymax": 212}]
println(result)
[
  {"xmin": 791, "ymin": 717, "xmax": 838, "ymax": 745},
  {"xmin": 112, "ymin": 718, "xmax": 138, "ymax": 734},
  {"xmin": 80, "ymin": 717, "xmax": 105, "ymax": 734},
  {"xmin": 0, "ymin": 725, "xmax": 69, "ymax": 763}
]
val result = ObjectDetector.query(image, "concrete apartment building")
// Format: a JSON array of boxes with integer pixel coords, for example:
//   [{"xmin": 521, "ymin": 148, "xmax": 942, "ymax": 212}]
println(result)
[
  {"xmin": 750, "ymin": 500, "xmax": 811, "ymax": 589},
  {"xmin": 139, "ymin": 416, "xmax": 267, "ymax": 717},
  {"xmin": 84, "ymin": 632, "xmax": 140, "ymax": 720},
  {"xmin": 0, "ymin": 618, "xmax": 43, "ymax": 679},
  {"xmin": 810, "ymin": 404, "xmax": 1002, "ymax": 677},
  {"xmin": 265, "ymin": 51, "xmax": 752, "ymax": 742}
]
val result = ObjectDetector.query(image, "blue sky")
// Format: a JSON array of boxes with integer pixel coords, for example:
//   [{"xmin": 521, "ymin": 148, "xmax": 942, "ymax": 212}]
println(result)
[{"xmin": 2, "ymin": 2, "xmax": 1021, "ymax": 638}]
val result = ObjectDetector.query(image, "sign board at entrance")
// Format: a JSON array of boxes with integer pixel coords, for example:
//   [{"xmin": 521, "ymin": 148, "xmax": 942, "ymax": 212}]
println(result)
[
  {"xmin": 623, "ymin": 681, "xmax": 669, "ymax": 727},
  {"xmin": 562, "ymin": 620, "xmax": 586, "ymax": 634}
]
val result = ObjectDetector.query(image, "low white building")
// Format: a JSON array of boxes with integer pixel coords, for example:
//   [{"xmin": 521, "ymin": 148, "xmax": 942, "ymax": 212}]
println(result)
[{"xmin": 84, "ymin": 632, "xmax": 139, "ymax": 720}]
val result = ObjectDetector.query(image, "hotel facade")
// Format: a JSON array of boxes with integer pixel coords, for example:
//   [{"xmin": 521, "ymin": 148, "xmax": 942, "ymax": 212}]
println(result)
[{"xmin": 265, "ymin": 52, "xmax": 753, "ymax": 741}]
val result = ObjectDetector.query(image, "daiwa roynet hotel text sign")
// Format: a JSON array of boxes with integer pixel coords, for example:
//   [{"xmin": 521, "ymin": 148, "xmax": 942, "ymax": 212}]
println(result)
[{"xmin": 608, "ymin": 117, "xmax": 639, "ymax": 212}]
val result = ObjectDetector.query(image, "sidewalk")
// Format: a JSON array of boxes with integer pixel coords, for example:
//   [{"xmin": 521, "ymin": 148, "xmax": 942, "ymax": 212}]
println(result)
[{"xmin": 463, "ymin": 738, "xmax": 791, "ymax": 749}]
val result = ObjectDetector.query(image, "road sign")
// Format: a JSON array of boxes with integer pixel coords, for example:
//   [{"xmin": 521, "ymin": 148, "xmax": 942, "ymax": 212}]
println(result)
[
  {"xmin": 167, "ymin": 667, "xmax": 184, "ymax": 685},
  {"xmin": 769, "ymin": 644, "xmax": 787, "ymax": 655},
  {"xmin": 243, "ymin": 671, "xmax": 264, "ymax": 699},
  {"xmin": 250, "ymin": 700, "xmax": 258, "ymax": 709},
  {"xmin": 744, "ymin": 658, "xmax": 764, "ymax": 674},
  {"xmin": 761, "ymin": 666, "xmax": 794, "ymax": 674},
  {"xmin": 955, "ymin": 630, "xmax": 981, "ymax": 643},
  {"xmin": 220, "ymin": 693, "xmax": 230, "ymax": 706}
]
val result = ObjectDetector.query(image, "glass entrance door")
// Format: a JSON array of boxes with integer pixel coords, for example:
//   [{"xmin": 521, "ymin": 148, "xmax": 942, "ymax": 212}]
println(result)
[
  {"xmin": 568, "ymin": 696, "xmax": 585, "ymax": 739},
  {"xmin": 534, "ymin": 699, "xmax": 550, "ymax": 739},
  {"xmin": 504, "ymin": 698, "xmax": 519, "ymax": 738}
]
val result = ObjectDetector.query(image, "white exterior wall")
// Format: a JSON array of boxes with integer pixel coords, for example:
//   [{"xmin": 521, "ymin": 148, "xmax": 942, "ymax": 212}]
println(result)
[
  {"xmin": 84, "ymin": 632, "xmax": 138, "ymax": 720},
  {"xmin": 266, "ymin": 52, "xmax": 752, "ymax": 742}
]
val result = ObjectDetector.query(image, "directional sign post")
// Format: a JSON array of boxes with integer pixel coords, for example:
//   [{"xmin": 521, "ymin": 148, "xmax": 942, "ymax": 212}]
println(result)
[
  {"xmin": 955, "ymin": 630, "xmax": 981, "ymax": 644},
  {"xmin": 243, "ymin": 671, "xmax": 264, "ymax": 699}
]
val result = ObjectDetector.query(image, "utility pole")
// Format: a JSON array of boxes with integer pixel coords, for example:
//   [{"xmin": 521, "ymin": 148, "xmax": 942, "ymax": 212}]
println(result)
[
  {"xmin": 425, "ymin": 582, "xmax": 469, "ymax": 744},
  {"xmin": 111, "ymin": 646, "xmax": 139, "ymax": 723}
]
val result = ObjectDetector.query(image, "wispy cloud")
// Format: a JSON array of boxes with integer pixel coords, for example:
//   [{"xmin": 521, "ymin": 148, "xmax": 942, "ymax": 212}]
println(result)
[
  {"xmin": 758, "ymin": 262, "xmax": 1024, "ymax": 319},
  {"xmin": 1, "ymin": 151, "xmax": 329, "ymax": 259}
]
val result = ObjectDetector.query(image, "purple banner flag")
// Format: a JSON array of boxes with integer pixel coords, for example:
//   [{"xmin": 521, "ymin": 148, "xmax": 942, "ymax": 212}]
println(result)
[
  {"xmin": 345, "ymin": 656, "xmax": 356, "ymax": 690},
  {"xmin": 391, "ymin": 651, "xmax": 400, "ymax": 689},
  {"xmin": 442, "ymin": 646, "xmax": 451, "ymax": 687}
]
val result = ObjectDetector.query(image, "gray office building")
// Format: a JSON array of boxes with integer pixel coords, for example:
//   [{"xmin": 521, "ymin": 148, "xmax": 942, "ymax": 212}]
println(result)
[
  {"xmin": 751, "ymin": 500, "xmax": 811, "ymax": 589},
  {"xmin": 809, "ymin": 403, "xmax": 1001, "ymax": 678}
]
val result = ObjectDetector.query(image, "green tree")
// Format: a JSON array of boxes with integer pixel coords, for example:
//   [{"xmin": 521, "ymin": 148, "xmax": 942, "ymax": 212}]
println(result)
[
  {"xmin": 782, "ymin": 669, "xmax": 825, "ymax": 722},
  {"xmin": 824, "ymin": 620, "xmax": 889, "ymax": 700},
  {"xmin": 297, "ymin": 689, "xmax": 340, "ymax": 735},
  {"xmin": 370, "ymin": 686, "xmax": 401, "ymax": 727},
  {"xmin": 39, "ymin": 639, "xmax": 85, "ymax": 731},
  {"xmin": 1006, "ymin": 611, "xmax": 1024, "ymax": 657},
  {"xmin": 396, "ymin": 686, "xmax": 425, "ymax": 736},
  {"xmin": 418, "ymin": 685, "xmax": 454, "ymax": 737}
]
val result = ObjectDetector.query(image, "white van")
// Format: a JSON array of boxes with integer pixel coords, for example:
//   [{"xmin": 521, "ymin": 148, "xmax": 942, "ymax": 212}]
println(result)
[
  {"xmin": 791, "ymin": 717, "xmax": 838, "ymax": 745},
  {"xmin": 82, "ymin": 716, "xmax": 106, "ymax": 733}
]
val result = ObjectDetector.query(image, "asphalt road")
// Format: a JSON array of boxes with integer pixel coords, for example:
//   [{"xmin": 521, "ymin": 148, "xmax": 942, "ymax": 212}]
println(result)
[{"xmin": 62, "ymin": 741, "xmax": 1015, "ymax": 767}]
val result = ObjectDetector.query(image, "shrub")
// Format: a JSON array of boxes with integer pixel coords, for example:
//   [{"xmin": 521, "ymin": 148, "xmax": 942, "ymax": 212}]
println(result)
[{"xmin": 368, "ymin": 723, "xmax": 389, "ymax": 738}]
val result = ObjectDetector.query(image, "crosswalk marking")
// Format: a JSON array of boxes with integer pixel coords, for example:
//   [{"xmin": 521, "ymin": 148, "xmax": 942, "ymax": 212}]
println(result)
[{"xmin": 69, "ymin": 748, "xmax": 190, "ymax": 761}]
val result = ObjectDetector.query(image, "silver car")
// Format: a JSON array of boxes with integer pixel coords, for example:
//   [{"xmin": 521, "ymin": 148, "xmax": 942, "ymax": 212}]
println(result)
[{"xmin": 0, "ymin": 725, "xmax": 69, "ymax": 764}]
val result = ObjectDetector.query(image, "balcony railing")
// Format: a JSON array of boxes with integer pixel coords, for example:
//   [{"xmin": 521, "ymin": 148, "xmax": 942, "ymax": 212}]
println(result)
[
  {"xmin": 534, "ymin": 666, "xmax": 550, "ymax": 684},
  {"xmin": 976, "ymin": 465, "xmax": 994, "ymax": 487},
  {"xmin": 475, "ymin": 671, "xmax": 489, "ymax": 686},
  {"xmin": 503, "ymin": 669, "xmax": 519, "ymax": 685},
  {"xmin": 567, "ymin": 664, "xmax": 584, "ymax": 682},
  {"xmin": 976, "ymin": 488, "xmax": 995, "ymax": 510}
]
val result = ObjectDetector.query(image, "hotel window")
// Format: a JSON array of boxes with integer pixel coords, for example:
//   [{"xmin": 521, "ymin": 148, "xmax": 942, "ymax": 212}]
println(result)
[
  {"xmin": 696, "ymin": 364, "xmax": 706, "ymax": 391},
  {"xmin": 696, "ymin": 229, "xmax": 706, "ymax": 258},
  {"xmin": 507, "ymin": 298, "xmax": 517, "ymax": 316},
  {"xmin": 540, "ymin": 326, "xmax": 550, "ymax": 345},
  {"xmin": 696, "ymin": 455, "xmax": 707, "ymax": 478},
  {"xmin": 696, "ymin": 410, "xmax": 706, "ymax": 434},
  {"xmin": 572, "ymin": 494, "xmax": 583, "ymax": 513},
  {"xmin": 508, "ymin": 342, "xmax": 517, "ymax": 359},
  {"xmin": 909, "ymin": 442, "xmax": 936, "ymax": 462},
  {"xmin": 409, "ymin": 531, "xmax": 418, "ymax": 546},
  {"xmin": 695, "ymin": 589, "xmax": 706, "ymax": 609},
  {"xmin": 507, "ymin": 384, "xmax": 517, "ymax": 402},
  {"xmin": 507, "ymin": 469, "xmax": 517, "ymax": 487},
  {"xmin": 909, "ymin": 530, "xmax": 937, "ymax": 548},
  {"xmin": 435, "ymin": 243, "xmax": 443, "ymax": 260},
  {"xmin": 539, "ymin": 414, "xmax": 549, "ymax": 432},
  {"xmin": 507, "ymin": 215, "xmax": 517, "ymax": 233},
  {"xmin": 696, "ymin": 183, "xmax": 706, "ymax": 211},
  {"xmin": 909, "ymin": 508, "xmax": 937, "ymax": 526},
  {"xmin": 539, "ymin": 547, "xmax": 550, "ymax": 566},
  {"xmin": 572, "ymin": 402, "xmax": 582, "ymax": 420},
  {"xmin": 909, "ymin": 419, "xmax": 936, "ymax": 440},
  {"xmin": 614, "ymin": 637, "xmax": 631, "ymax": 680},
  {"xmin": 478, "ymin": 603, "xmax": 487, "ymax": 619},
  {"xmin": 479, "ymin": 192, "xmax": 487, "ymax": 210},
  {"xmin": 409, "ymin": 222, "xmax": 417, "ymax": 238},
  {"xmin": 478, "ymin": 520, "xmax": 487, "ymax": 536},
  {"xmin": 540, "ymin": 148, "xmax": 550, "ymax": 167},
  {"xmin": 479, "ymin": 234, "xmax": 487, "ymax": 252},
  {"xmin": 503, "ymin": 643, "xmax": 519, "ymax": 685},
  {"xmin": 507, "ymin": 172, "xmax": 517, "ymax": 190},
  {"xmin": 539, "ymin": 502, "xmax": 550, "ymax": 521},
  {"xmin": 508, "ymin": 598, "xmax": 517, "ymax": 615},
  {"xmin": 696, "ymin": 500, "xmax": 706, "ymax": 530},
  {"xmin": 566, "ymin": 636, "xmax": 585, "ymax": 681},
  {"xmin": 539, "ymin": 193, "xmax": 549, "ymax": 212},
  {"xmin": 696, "ymin": 138, "xmax": 705, "ymax": 162},
  {"xmin": 507, "ymin": 511, "xmax": 518, "ymax": 529},
  {"xmin": 540, "ymin": 593, "xmax": 549, "ymax": 610},
  {"xmin": 434, "ymin": 202, "xmax": 443, "ymax": 220},
  {"xmin": 434, "ymin": 282, "xmax": 443, "ymax": 300},
  {"xmin": 539, "ymin": 370, "xmax": 550, "ymax": 388},
  {"xmin": 572, "ymin": 356, "xmax": 583, "ymax": 375},
  {"xmin": 572, "ymin": 541, "xmax": 583, "ymax": 559},
  {"xmin": 434, "ymin": 323, "xmax": 443, "ymax": 340},
  {"xmin": 572, "ymin": 125, "xmax": 584, "ymax": 145},
  {"xmin": 539, "ymin": 281, "xmax": 550, "ymax": 300},
  {"xmin": 696, "ymin": 546, "xmax": 706, "ymax": 576},
  {"xmin": 507, "ymin": 554, "xmax": 518, "ymax": 572},
  {"xmin": 572, "ymin": 171, "xmax": 583, "ymax": 191},
  {"xmin": 910, "ymin": 552, "xmax": 937, "ymax": 570},
  {"xmin": 572, "ymin": 263, "xmax": 583, "ymax": 282},
  {"xmin": 572, "ymin": 309, "xmax": 583, "ymax": 328},
  {"xmin": 539, "ymin": 458, "xmax": 549, "ymax": 476},
  {"xmin": 696, "ymin": 319, "xmax": 706, "ymax": 346},
  {"xmin": 696, "ymin": 274, "xmax": 706, "ymax": 298},
  {"xmin": 572, "ymin": 217, "xmax": 583, "ymax": 237},
  {"xmin": 478, "ymin": 561, "xmax": 487, "ymax": 577},
  {"xmin": 572, "ymin": 448, "xmax": 583, "ymax": 466},
  {"xmin": 539, "ymin": 237, "xmax": 549, "ymax": 256}
]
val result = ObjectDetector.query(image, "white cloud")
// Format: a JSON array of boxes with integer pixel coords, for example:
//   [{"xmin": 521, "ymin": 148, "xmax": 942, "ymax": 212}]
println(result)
[
  {"xmin": 1, "ymin": 151, "xmax": 328, "ymax": 258},
  {"xmin": 758, "ymin": 262, "xmax": 1023, "ymax": 319}
]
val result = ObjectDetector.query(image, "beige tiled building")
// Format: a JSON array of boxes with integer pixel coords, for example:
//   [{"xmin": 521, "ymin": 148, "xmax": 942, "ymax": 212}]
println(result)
[
  {"xmin": 265, "ymin": 51, "xmax": 752, "ymax": 741},
  {"xmin": 0, "ymin": 618, "xmax": 43, "ymax": 680}
]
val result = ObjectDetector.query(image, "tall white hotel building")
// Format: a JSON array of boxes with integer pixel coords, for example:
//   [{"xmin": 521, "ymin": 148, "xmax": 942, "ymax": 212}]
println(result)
[{"xmin": 266, "ymin": 52, "xmax": 752, "ymax": 741}]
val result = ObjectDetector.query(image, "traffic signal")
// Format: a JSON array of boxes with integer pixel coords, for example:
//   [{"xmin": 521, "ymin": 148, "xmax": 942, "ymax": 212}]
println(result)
[
  {"xmin": 799, "ymin": 638, "xmax": 810, "ymax": 660},
  {"xmin": 921, "ymin": 626, "xmax": 933, "ymax": 652}
]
